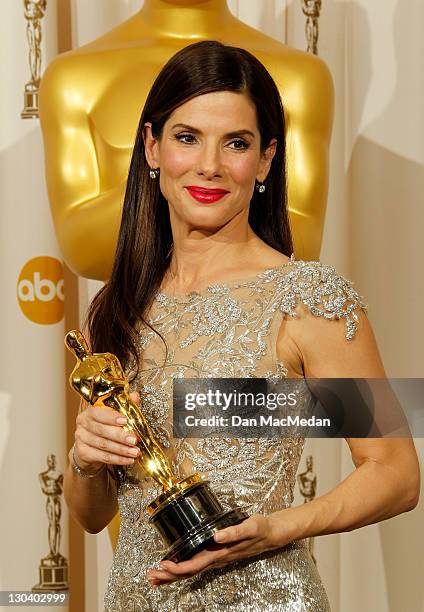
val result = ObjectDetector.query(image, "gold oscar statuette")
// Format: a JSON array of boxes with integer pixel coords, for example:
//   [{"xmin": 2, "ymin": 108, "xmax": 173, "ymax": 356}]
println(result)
[
  {"xmin": 21, "ymin": 0, "xmax": 47, "ymax": 119},
  {"xmin": 65, "ymin": 330, "xmax": 248, "ymax": 562},
  {"xmin": 302, "ymin": 0, "xmax": 322, "ymax": 55},
  {"xmin": 33, "ymin": 454, "xmax": 69, "ymax": 592}
]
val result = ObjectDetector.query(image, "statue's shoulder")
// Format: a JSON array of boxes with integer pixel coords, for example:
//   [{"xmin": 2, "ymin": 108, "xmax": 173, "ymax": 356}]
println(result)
[
  {"xmin": 40, "ymin": 45, "xmax": 114, "ymax": 100},
  {"xmin": 40, "ymin": 53, "xmax": 87, "ymax": 109},
  {"xmin": 233, "ymin": 25, "xmax": 332, "ymax": 90},
  {"xmin": 244, "ymin": 39, "xmax": 333, "ymax": 127}
]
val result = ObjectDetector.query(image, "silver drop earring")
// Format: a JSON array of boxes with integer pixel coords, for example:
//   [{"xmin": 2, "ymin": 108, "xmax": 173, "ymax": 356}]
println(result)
[
  {"xmin": 255, "ymin": 180, "xmax": 266, "ymax": 193},
  {"xmin": 149, "ymin": 168, "xmax": 159, "ymax": 179}
]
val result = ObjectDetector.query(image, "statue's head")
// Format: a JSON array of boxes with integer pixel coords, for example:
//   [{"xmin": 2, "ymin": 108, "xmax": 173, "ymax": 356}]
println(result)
[
  {"xmin": 306, "ymin": 455, "xmax": 313, "ymax": 470},
  {"xmin": 65, "ymin": 330, "xmax": 90, "ymax": 362},
  {"xmin": 47, "ymin": 454, "xmax": 56, "ymax": 469}
]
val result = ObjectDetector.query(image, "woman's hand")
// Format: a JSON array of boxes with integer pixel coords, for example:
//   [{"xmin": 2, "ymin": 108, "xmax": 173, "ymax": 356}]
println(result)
[
  {"xmin": 146, "ymin": 512, "xmax": 293, "ymax": 588},
  {"xmin": 72, "ymin": 392, "xmax": 141, "ymax": 473}
]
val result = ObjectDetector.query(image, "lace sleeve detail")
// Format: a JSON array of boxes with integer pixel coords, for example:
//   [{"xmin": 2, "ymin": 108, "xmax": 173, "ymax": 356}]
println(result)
[{"xmin": 277, "ymin": 259, "xmax": 368, "ymax": 340}]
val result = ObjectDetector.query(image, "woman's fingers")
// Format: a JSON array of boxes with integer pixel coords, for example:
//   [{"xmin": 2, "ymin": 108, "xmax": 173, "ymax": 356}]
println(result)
[
  {"xmin": 158, "ymin": 547, "xmax": 230, "ymax": 577},
  {"xmin": 74, "ymin": 401, "xmax": 141, "ymax": 468},
  {"xmin": 146, "ymin": 539, "xmax": 263, "ymax": 587},
  {"xmin": 81, "ymin": 403, "xmax": 127, "ymax": 426},
  {"xmin": 129, "ymin": 391, "xmax": 141, "ymax": 405},
  {"xmin": 146, "ymin": 551, "xmax": 227, "ymax": 586},
  {"xmin": 78, "ymin": 405, "xmax": 139, "ymax": 441},
  {"xmin": 213, "ymin": 516, "xmax": 260, "ymax": 544},
  {"xmin": 74, "ymin": 442, "xmax": 137, "ymax": 467},
  {"xmin": 75, "ymin": 429, "xmax": 140, "ymax": 466}
]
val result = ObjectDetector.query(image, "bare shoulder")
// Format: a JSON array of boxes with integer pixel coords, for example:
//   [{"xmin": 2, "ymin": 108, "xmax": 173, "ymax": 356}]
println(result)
[
  {"xmin": 286, "ymin": 303, "xmax": 385, "ymax": 378},
  {"xmin": 275, "ymin": 259, "xmax": 386, "ymax": 378}
]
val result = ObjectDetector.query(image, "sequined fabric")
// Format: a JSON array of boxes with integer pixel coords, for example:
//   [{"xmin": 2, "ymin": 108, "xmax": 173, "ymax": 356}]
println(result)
[{"xmin": 104, "ymin": 256, "xmax": 367, "ymax": 611}]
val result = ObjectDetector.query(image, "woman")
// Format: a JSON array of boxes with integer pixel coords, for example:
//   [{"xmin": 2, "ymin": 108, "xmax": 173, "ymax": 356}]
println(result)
[{"xmin": 64, "ymin": 41, "xmax": 420, "ymax": 611}]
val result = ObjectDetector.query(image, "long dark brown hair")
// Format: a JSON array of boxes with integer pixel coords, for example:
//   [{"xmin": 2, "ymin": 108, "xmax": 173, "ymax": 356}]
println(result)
[{"xmin": 87, "ymin": 40, "xmax": 293, "ymax": 376}]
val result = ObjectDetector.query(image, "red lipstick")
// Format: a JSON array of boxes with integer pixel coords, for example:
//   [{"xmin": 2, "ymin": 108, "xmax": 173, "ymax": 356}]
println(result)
[{"xmin": 185, "ymin": 186, "xmax": 229, "ymax": 204}]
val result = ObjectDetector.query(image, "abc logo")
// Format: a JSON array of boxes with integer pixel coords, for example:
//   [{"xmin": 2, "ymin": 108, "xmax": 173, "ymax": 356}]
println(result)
[{"xmin": 17, "ymin": 256, "xmax": 64, "ymax": 325}]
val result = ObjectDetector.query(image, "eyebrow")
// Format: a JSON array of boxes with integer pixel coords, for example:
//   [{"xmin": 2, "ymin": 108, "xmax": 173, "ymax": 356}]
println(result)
[{"xmin": 170, "ymin": 123, "xmax": 256, "ymax": 139}]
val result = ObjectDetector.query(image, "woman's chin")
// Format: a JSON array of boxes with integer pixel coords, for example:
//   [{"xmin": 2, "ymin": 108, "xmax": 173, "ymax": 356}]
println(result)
[
  {"xmin": 177, "ymin": 206, "xmax": 233, "ymax": 229},
  {"xmin": 185, "ymin": 218, "xmax": 229, "ymax": 232}
]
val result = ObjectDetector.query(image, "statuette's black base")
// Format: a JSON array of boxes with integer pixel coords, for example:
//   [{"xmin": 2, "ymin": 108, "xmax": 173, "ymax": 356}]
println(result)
[
  {"xmin": 162, "ymin": 507, "xmax": 247, "ymax": 562},
  {"xmin": 148, "ymin": 478, "xmax": 248, "ymax": 563}
]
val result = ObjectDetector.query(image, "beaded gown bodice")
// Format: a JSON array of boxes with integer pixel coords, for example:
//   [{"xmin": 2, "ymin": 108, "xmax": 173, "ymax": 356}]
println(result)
[{"xmin": 104, "ymin": 256, "xmax": 367, "ymax": 612}]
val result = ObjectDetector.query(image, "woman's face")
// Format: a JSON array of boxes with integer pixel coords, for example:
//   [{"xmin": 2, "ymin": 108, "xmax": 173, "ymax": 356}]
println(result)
[{"xmin": 144, "ymin": 91, "xmax": 276, "ymax": 231}]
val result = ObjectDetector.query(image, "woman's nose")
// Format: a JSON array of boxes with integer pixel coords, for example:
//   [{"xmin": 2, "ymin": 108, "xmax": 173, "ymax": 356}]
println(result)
[{"xmin": 195, "ymin": 143, "xmax": 222, "ymax": 178}]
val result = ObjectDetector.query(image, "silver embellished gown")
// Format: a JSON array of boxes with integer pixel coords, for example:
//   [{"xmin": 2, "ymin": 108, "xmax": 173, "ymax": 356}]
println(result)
[{"xmin": 104, "ymin": 255, "xmax": 367, "ymax": 611}]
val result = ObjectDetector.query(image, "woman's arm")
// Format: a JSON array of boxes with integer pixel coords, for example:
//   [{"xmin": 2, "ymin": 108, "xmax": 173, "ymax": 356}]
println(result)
[
  {"xmin": 277, "ymin": 435, "xmax": 419, "ymax": 545},
  {"xmin": 63, "ymin": 448, "xmax": 119, "ymax": 534},
  {"xmin": 63, "ymin": 394, "xmax": 141, "ymax": 534},
  {"xmin": 272, "ymin": 305, "xmax": 420, "ymax": 539}
]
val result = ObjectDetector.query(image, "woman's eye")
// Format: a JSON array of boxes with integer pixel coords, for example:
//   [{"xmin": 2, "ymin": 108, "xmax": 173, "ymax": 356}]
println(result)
[
  {"xmin": 228, "ymin": 139, "xmax": 249, "ymax": 150},
  {"xmin": 175, "ymin": 133, "xmax": 197, "ymax": 144},
  {"xmin": 174, "ymin": 134, "xmax": 249, "ymax": 150}
]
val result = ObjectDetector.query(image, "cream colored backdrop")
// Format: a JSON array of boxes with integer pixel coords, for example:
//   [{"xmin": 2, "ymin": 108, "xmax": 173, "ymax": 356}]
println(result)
[
  {"xmin": 0, "ymin": 2, "xmax": 69, "ymax": 611},
  {"xmin": 25, "ymin": 1, "xmax": 423, "ymax": 611},
  {"xmin": 286, "ymin": 2, "xmax": 424, "ymax": 611}
]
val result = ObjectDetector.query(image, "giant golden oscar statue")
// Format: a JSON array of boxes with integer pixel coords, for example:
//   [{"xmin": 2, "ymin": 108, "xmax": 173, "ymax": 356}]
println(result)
[
  {"xmin": 38, "ymin": 0, "xmax": 333, "ymax": 281},
  {"xmin": 38, "ymin": 0, "xmax": 333, "ymax": 548}
]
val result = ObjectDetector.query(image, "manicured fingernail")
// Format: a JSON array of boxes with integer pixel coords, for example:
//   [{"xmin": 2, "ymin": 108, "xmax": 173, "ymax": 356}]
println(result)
[
  {"xmin": 116, "ymin": 417, "xmax": 127, "ymax": 425},
  {"xmin": 128, "ymin": 447, "xmax": 139, "ymax": 456},
  {"xmin": 126, "ymin": 436, "xmax": 137, "ymax": 445},
  {"xmin": 214, "ymin": 531, "xmax": 226, "ymax": 542}
]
